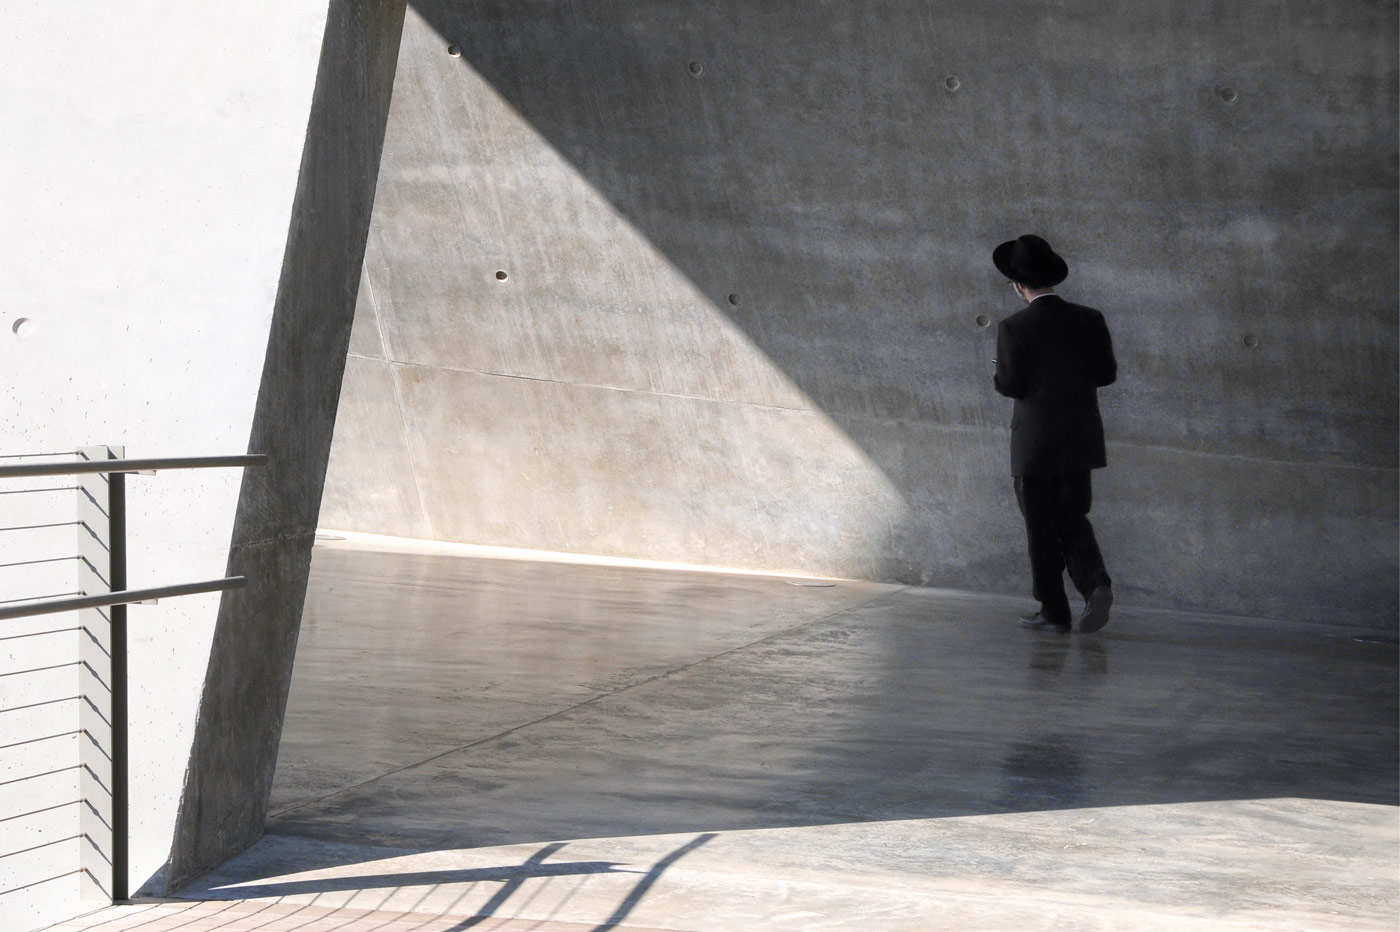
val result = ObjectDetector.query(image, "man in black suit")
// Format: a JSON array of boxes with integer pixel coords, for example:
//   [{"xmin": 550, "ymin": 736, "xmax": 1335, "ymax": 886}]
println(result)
[{"xmin": 992, "ymin": 234, "xmax": 1116, "ymax": 633}]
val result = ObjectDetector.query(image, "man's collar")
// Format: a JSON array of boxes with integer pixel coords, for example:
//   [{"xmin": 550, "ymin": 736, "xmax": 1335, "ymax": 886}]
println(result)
[{"xmin": 1028, "ymin": 292, "xmax": 1056, "ymax": 303}]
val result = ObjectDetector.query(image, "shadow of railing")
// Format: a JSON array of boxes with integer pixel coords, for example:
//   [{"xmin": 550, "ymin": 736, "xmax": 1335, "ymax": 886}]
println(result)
[{"xmin": 197, "ymin": 833, "xmax": 715, "ymax": 931}]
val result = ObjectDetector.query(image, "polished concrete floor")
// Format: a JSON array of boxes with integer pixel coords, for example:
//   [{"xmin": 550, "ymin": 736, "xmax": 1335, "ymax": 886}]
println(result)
[{"xmin": 119, "ymin": 539, "xmax": 1399, "ymax": 929}]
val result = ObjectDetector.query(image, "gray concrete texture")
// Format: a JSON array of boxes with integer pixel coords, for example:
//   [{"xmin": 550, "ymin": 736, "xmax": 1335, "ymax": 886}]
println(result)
[
  {"xmin": 320, "ymin": 1, "xmax": 1399, "ymax": 628},
  {"xmin": 270, "ymin": 547, "xmax": 1398, "ymax": 847},
  {"xmin": 162, "ymin": 0, "xmax": 408, "ymax": 895},
  {"xmin": 163, "ymin": 542, "xmax": 1399, "ymax": 930}
]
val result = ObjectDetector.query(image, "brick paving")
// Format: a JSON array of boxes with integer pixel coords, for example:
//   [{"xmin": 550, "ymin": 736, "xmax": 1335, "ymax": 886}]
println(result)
[{"xmin": 42, "ymin": 899, "xmax": 677, "ymax": 932}]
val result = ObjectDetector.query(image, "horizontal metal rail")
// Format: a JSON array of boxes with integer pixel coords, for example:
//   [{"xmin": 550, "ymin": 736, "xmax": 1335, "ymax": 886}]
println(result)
[
  {"xmin": 0, "ymin": 577, "xmax": 246, "ymax": 621},
  {"xmin": 0, "ymin": 449, "xmax": 263, "ymax": 904},
  {"xmin": 0, "ymin": 765, "xmax": 83, "ymax": 789},
  {"xmin": 0, "ymin": 591, "xmax": 81, "ymax": 605},
  {"xmin": 0, "ymin": 451, "xmax": 80, "ymax": 460},
  {"xmin": 0, "ymin": 454, "xmax": 267, "ymax": 479}
]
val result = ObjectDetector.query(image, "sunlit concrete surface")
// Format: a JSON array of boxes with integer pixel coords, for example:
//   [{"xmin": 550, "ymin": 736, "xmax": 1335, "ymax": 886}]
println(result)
[{"xmin": 68, "ymin": 539, "xmax": 1397, "ymax": 931}]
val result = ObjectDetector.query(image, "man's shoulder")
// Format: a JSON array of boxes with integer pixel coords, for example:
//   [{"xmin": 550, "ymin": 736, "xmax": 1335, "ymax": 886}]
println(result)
[
  {"xmin": 1047, "ymin": 296, "xmax": 1105, "ymax": 318},
  {"xmin": 1003, "ymin": 296, "xmax": 1108, "ymax": 333},
  {"xmin": 1034, "ymin": 297, "xmax": 1110, "ymax": 330},
  {"xmin": 1001, "ymin": 304, "xmax": 1037, "ymax": 329}
]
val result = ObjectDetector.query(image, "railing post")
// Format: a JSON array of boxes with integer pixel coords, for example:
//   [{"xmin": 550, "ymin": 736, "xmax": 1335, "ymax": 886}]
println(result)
[
  {"xmin": 108, "ymin": 470, "xmax": 128, "ymax": 903},
  {"xmin": 77, "ymin": 445, "xmax": 116, "ymax": 904}
]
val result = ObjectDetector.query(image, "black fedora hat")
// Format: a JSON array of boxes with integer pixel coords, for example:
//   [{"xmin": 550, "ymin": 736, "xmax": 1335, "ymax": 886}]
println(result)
[{"xmin": 993, "ymin": 234, "xmax": 1068, "ymax": 288}]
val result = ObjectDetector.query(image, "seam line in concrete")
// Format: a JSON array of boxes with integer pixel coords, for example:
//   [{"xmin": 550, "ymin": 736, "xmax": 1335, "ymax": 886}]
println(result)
[
  {"xmin": 346, "ymin": 354, "xmax": 816, "ymax": 414},
  {"xmin": 344, "ymin": 353, "xmax": 1395, "ymax": 474},
  {"xmin": 267, "ymin": 585, "xmax": 911, "ymax": 820},
  {"xmin": 361, "ymin": 270, "xmax": 436, "ymax": 538},
  {"xmin": 829, "ymin": 413, "xmax": 1396, "ymax": 474},
  {"xmin": 231, "ymin": 530, "xmax": 317, "ymax": 550},
  {"xmin": 1100, "ymin": 437, "xmax": 1397, "ymax": 474}
]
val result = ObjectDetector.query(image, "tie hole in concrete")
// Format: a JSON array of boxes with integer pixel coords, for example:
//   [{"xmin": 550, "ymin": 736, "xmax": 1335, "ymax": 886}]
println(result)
[
  {"xmin": 495, "ymin": 270, "xmax": 509, "ymax": 282},
  {"xmin": 975, "ymin": 314, "xmax": 991, "ymax": 329},
  {"xmin": 945, "ymin": 75, "xmax": 961, "ymax": 92},
  {"xmin": 447, "ymin": 44, "xmax": 462, "ymax": 59},
  {"xmin": 689, "ymin": 61, "xmax": 704, "ymax": 77}
]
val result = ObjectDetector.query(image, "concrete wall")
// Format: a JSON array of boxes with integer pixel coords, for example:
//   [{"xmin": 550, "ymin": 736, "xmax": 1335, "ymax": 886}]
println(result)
[
  {"xmin": 322, "ymin": 0, "xmax": 1398, "ymax": 628},
  {"xmin": 1, "ymin": 2, "xmax": 402, "ymax": 926},
  {"xmin": 166, "ymin": 0, "xmax": 406, "ymax": 892}
]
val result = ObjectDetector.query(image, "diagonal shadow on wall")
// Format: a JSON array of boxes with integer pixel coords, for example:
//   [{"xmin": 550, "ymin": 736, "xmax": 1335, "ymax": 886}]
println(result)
[{"xmin": 322, "ymin": 0, "xmax": 1400, "ymax": 625}]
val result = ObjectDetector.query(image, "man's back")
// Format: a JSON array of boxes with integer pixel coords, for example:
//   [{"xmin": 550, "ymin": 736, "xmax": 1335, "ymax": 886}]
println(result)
[{"xmin": 994, "ymin": 295, "xmax": 1117, "ymax": 476}]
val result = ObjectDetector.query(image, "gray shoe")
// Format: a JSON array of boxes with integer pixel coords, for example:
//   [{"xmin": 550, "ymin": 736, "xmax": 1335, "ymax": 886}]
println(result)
[
  {"xmin": 1021, "ymin": 615, "xmax": 1071, "ymax": 632},
  {"xmin": 1079, "ymin": 586, "xmax": 1113, "ymax": 634},
  {"xmin": 1020, "ymin": 607, "xmax": 1071, "ymax": 631}
]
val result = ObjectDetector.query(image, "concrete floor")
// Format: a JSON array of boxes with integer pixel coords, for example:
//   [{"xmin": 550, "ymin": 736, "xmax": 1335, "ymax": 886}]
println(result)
[{"xmin": 57, "ymin": 537, "xmax": 1400, "ymax": 931}]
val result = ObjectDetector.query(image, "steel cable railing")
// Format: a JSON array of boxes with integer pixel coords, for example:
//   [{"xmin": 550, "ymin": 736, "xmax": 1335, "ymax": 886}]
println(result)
[{"xmin": 0, "ymin": 449, "xmax": 265, "ymax": 907}]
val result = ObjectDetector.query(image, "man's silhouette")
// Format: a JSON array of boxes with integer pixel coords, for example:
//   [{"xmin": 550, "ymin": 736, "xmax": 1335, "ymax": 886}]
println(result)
[{"xmin": 993, "ymin": 234, "xmax": 1116, "ymax": 633}]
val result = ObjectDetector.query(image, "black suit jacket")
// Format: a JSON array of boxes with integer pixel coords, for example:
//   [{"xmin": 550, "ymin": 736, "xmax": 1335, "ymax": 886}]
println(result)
[{"xmin": 993, "ymin": 295, "xmax": 1116, "ymax": 477}]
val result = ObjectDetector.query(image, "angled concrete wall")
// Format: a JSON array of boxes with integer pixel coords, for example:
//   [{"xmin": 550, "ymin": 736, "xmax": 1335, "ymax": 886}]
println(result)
[
  {"xmin": 2, "ymin": 1, "xmax": 403, "ymax": 926},
  {"xmin": 322, "ymin": 0, "xmax": 1398, "ymax": 629},
  {"xmin": 166, "ymin": 0, "xmax": 406, "ymax": 892}
]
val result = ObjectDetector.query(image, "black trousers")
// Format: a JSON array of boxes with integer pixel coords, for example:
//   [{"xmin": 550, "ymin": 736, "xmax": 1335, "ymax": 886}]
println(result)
[{"xmin": 1014, "ymin": 471, "xmax": 1111, "ymax": 625}]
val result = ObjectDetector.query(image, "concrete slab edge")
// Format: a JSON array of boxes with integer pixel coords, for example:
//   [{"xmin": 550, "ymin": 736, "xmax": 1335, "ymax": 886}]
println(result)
[{"xmin": 314, "ymin": 529, "xmax": 1395, "ymax": 639}]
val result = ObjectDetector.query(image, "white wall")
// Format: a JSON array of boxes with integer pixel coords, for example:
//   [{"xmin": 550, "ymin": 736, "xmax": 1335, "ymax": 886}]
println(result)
[{"xmin": 0, "ymin": 5, "xmax": 330, "ymax": 928}]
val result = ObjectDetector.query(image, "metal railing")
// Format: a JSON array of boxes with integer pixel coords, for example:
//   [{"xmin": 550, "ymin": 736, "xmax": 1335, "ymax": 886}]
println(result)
[{"xmin": 0, "ymin": 451, "xmax": 265, "ymax": 905}]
